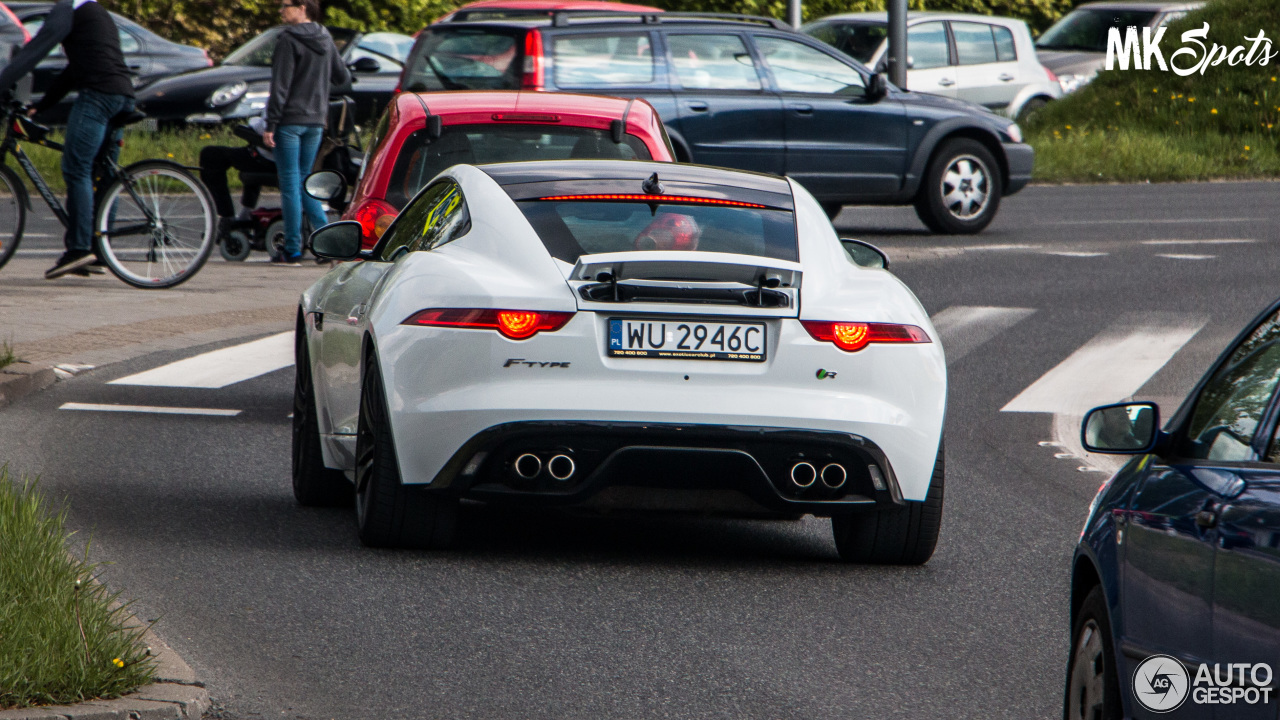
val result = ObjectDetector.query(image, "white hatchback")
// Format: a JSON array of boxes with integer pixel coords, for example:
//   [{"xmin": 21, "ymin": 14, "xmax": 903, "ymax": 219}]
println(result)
[{"xmin": 804, "ymin": 11, "xmax": 1061, "ymax": 121}]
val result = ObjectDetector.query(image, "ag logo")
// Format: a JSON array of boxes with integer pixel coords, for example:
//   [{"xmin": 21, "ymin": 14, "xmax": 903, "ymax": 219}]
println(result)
[{"xmin": 1133, "ymin": 655, "xmax": 1190, "ymax": 713}]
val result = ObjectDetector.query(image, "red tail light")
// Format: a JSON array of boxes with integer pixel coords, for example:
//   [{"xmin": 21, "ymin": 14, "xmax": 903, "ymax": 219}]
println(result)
[
  {"xmin": 1042, "ymin": 65, "xmax": 1058, "ymax": 83},
  {"xmin": 351, "ymin": 198, "xmax": 398, "ymax": 249},
  {"xmin": 403, "ymin": 308, "xmax": 574, "ymax": 339},
  {"xmin": 522, "ymin": 29, "xmax": 544, "ymax": 89},
  {"xmin": 801, "ymin": 322, "xmax": 930, "ymax": 353}
]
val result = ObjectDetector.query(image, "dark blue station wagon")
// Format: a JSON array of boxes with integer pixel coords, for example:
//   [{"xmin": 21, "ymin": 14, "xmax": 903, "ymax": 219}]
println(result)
[{"xmin": 399, "ymin": 12, "xmax": 1034, "ymax": 234}]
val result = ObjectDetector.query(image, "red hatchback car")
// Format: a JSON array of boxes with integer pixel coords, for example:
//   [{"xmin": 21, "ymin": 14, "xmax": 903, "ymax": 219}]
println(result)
[{"xmin": 344, "ymin": 91, "xmax": 675, "ymax": 248}]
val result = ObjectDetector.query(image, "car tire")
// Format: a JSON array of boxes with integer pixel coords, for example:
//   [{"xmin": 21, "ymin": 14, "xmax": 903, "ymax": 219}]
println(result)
[
  {"xmin": 831, "ymin": 441, "xmax": 943, "ymax": 564},
  {"xmin": 1017, "ymin": 96, "xmax": 1049, "ymax": 123},
  {"xmin": 292, "ymin": 321, "xmax": 353, "ymax": 507},
  {"xmin": 913, "ymin": 138, "xmax": 1002, "ymax": 234},
  {"xmin": 1063, "ymin": 586, "xmax": 1122, "ymax": 720},
  {"xmin": 354, "ymin": 349, "xmax": 457, "ymax": 549}
]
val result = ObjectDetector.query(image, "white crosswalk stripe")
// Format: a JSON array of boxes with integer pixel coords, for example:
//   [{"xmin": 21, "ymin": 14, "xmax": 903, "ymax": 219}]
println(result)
[
  {"xmin": 1002, "ymin": 317, "xmax": 1206, "ymax": 415},
  {"xmin": 109, "ymin": 332, "xmax": 293, "ymax": 389},
  {"xmin": 930, "ymin": 306, "xmax": 1036, "ymax": 364}
]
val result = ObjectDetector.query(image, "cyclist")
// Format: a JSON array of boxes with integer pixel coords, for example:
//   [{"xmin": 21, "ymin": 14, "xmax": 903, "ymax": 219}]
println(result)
[{"xmin": 0, "ymin": 0, "xmax": 136, "ymax": 280}]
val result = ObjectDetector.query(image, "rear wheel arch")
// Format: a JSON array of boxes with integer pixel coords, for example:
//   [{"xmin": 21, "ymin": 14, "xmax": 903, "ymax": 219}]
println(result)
[
  {"xmin": 665, "ymin": 128, "xmax": 693, "ymax": 163},
  {"xmin": 1070, "ymin": 554, "xmax": 1104, "ymax": 629},
  {"xmin": 907, "ymin": 123, "xmax": 1009, "ymax": 196}
]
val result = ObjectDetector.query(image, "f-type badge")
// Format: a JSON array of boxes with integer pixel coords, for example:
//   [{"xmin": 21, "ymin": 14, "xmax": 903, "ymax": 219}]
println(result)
[{"xmin": 504, "ymin": 359, "xmax": 571, "ymax": 368}]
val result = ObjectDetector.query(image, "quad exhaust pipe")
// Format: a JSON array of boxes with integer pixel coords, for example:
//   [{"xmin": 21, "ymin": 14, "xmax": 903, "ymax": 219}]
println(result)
[
  {"xmin": 512, "ymin": 452, "xmax": 577, "ymax": 481},
  {"xmin": 789, "ymin": 461, "xmax": 847, "ymax": 490}
]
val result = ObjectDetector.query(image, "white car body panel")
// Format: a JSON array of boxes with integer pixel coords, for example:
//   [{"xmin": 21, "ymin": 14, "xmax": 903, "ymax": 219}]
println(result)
[{"xmin": 301, "ymin": 163, "xmax": 946, "ymax": 505}]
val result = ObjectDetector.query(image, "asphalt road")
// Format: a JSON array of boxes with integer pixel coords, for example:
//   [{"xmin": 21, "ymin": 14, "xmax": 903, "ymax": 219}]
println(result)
[{"xmin": 4, "ymin": 181, "xmax": 1280, "ymax": 719}]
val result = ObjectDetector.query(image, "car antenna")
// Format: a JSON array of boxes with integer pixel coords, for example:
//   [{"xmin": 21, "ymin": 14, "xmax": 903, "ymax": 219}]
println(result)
[
  {"xmin": 611, "ymin": 98, "xmax": 635, "ymax": 144},
  {"xmin": 642, "ymin": 172, "xmax": 663, "ymax": 195},
  {"xmin": 409, "ymin": 94, "xmax": 442, "ymax": 139}
]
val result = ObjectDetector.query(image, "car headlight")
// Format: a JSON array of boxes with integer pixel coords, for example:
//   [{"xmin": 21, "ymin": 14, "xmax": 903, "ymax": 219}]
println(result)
[
  {"xmin": 1005, "ymin": 123, "xmax": 1023, "ymax": 143},
  {"xmin": 1057, "ymin": 73, "xmax": 1093, "ymax": 94},
  {"xmin": 208, "ymin": 81, "xmax": 247, "ymax": 108}
]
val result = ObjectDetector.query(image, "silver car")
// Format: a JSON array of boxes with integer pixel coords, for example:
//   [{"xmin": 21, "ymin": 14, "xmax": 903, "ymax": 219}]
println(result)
[
  {"xmin": 803, "ymin": 12, "xmax": 1061, "ymax": 120},
  {"xmin": 1035, "ymin": 1, "xmax": 1203, "ymax": 94}
]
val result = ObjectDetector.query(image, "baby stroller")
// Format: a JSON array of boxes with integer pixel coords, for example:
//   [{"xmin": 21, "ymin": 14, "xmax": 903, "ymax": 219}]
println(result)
[{"xmin": 218, "ymin": 96, "xmax": 362, "ymax": 261}]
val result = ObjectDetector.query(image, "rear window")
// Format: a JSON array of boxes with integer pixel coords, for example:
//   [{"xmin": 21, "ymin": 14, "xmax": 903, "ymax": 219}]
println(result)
[
  {"xmin": 517, "ymin": 200, "xmax": 797, "ymax": 264},
  {"xmin": 401, "ymin": 27, "xmax": 523, "ymax": 92},
  {"xmin": 387, "ymin": 125, "xmax": 652, "ymax": 207}
]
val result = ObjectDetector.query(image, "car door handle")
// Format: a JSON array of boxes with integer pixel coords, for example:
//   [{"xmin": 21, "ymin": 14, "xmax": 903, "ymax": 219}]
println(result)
[
  {"xmin": 998, "ymin": 73, "xmax": 1015, "ymax": 82},
  {"xmin": 686, "ymin": 101, "xmax": 709, "ymax": 112},
  {"xmin": 1195, "ymin": 509, "xmax": 1218, "ymax": 529},
  {"xmin": 789, "ymin": 103, "xmax": 813, "ymax": 114},
  {"xmin": 937, "ymin": 78, "xmax": 955, "ymax": 87}
]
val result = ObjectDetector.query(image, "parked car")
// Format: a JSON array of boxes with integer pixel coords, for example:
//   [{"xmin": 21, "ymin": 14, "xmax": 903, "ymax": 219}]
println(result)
[
  {"xmin": 0, "ymin": 3, "xmax": 31, "ymax": 99},
  {"xmin": 802, "ymin": 12, "xmax": 1060, "ymax": 121},
  {"xmin": 10, "ymin": 1, "xmax": 210, "ymax": 122},
  {"xmin": 1067, "ymin": 298, "xmax": 1280, "ymax": 719},
  {"xmin": 340, "ymin": 90, "xmax": 674, "ymax": 248},
  {"xmin": 398, "ymin": 12, "xmax": 1033, "ymax": 233},
  {"xmin": 436, "ymin": 0, "xmax": 662, "ymax": 23},
  {"xmin": 1036, "ymin": 1, "xmax": 1203, "ymax": 94},
  {"xmin": 296, "ymin": 159, "xmax": 946, "ymax": 556},
  {"xmin": 135, "ymin": 27, "xmax": 411, "ymax": 127}
]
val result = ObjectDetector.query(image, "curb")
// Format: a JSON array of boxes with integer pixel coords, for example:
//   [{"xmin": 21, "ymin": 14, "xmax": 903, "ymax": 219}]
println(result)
[
  {"xmin": 0, "ymin": 362, "xmax": 57, "ymax": 409},
  {"xmin": 0, "ymin": 625, "xmax": 208, "ymax": 720}
]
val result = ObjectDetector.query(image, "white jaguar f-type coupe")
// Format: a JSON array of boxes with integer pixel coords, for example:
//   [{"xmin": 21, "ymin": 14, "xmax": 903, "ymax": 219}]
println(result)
[{"xmin": 294, "ymin": 160, "xmax": 946, "ymax": 563}]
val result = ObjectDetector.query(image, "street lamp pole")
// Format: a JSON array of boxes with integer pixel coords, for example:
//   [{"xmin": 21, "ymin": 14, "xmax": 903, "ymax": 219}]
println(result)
[
  {"xmin": 788, "ymin": 0, "xmax": 801, "ymax": 28},
  {"xmin": 887, "ymin": 0, "xmax": 908, "ymax": 87}
]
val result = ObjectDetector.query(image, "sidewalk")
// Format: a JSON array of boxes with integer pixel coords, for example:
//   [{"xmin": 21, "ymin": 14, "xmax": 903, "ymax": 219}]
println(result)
[
  {"xmin": 1, "ymin": 255, "xmax": 327, "ymax": 384},
  {"xmin": 0, "ymin": 254, "xmax": 328, "ymax": 718}
]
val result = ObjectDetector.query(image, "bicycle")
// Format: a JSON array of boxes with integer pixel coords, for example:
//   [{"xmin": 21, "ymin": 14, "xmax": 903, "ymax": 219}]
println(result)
[{"xmin": 0, "ymin": 101, "xmax": 215, "ymax": 288}]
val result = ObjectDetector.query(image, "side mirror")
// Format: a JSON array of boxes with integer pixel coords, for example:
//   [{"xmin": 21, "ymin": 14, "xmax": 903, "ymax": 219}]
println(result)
[
  {"xmin": 867, "ymin": 73, "xmax": 888, "ymax": 101},
  {"xmin": 304, "ymin": 170, "xmax": 347, "ymax": 203},
  {"xmin": 1082, "ymin": 402, "xmax": 1160, "ymax": 454},
  {"xmin": 351, "ymin": 56, "xmax": 381, "ymax": 73},
  {"xmin": 310, "ymin": 221, "xmax": 364, "ymax": 260},
  {"xmin": 840, "ymin": 238, "xmax": 888, "ymax": 270}
]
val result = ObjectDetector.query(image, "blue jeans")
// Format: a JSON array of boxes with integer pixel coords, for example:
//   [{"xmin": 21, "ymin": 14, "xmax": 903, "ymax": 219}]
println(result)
[
  {"xmin": 63, "ymin": 89, "xmax": 133, "ymax": 253},
  {"xmin": 274, "ymin": 125, "xmax": 327, "ymax": 257}
]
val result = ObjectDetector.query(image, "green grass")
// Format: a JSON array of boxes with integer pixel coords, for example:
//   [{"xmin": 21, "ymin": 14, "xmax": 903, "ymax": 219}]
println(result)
[
  {"xmin": 1025, "ymin": 0, "xmax": 1280, "ymax": 183},
  {"xmin": 14, "ymin": 126, "xmax": 239, "ymax": 195},
  {"xmin": 0, "ymin": 468, "xmax": 155, "ymax": 709},
  {"xmin": 0, "ymin": 342, "xmax": 15, "ymax": 372}
]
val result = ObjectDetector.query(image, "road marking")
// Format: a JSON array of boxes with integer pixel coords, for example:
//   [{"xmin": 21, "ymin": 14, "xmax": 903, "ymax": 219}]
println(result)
[
  {"xmin": 1141, "ymin": 239, "xmax": 1255, "ymax": 245},
  {"xmin": 1155, "ymin": 253, "xmax": 1215, "ymax": 260},
  {"xmin": 1043, "ymin": 251, "xmax": 1109, "ymax": 257},
  {"xmin": 1002, "ymin": 319, "xmax": 1205, "ymax": 415},
  {"xmin": 930, "ymin": 306, "xmax": 1036, "ymax": 364},
  {"xmin": 109, "ymin": 332, "xmax": 293, "ymax": 388},
  {"xmin": 59, "ymin": 402, "xmax": 241, "ymax": 417},
  {"xmin": 1048, "ymin": 218, "xmax": 1262, "ymax": 225},
  {"xmin": 958, "ymin": 243, "xmax": 1034, "ymax": 251}
]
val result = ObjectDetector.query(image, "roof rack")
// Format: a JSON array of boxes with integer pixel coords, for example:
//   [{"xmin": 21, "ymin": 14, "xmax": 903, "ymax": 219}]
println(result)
[{"xmin": 549, "ymin": 10, "xmax": 792, "ymax": 30}]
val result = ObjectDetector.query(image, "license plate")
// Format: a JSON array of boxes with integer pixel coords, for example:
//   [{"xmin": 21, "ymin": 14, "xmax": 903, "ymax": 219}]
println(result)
[{"xmin": 608, "ymin": 318, "xmax": 766, "ymax": 362}]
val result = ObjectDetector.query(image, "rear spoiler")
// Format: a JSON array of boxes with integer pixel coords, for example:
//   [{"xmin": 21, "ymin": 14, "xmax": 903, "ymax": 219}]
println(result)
[{"xmin": 569, "ymin": 252, "xmax": 802, "ymax": 308}]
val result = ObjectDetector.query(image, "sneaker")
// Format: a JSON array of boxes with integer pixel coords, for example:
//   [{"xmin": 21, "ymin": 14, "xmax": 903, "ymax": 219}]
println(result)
[
  {"xmin": 271, "ymin": 252, "xmax": 303, "ymax": 266},
  {"xmin": 45, "ymin": 250, "xmax": 95, "ymax": 279}
]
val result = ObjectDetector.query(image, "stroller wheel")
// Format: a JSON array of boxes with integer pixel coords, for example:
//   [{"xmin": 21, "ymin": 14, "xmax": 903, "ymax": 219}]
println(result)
[
  {"xmin": 220, "ymin": 230, "xmax": 252, "ymax": 262},
  {"xmin": 265, "ymin": 220, "xmax": 285, "ymax": 260}
]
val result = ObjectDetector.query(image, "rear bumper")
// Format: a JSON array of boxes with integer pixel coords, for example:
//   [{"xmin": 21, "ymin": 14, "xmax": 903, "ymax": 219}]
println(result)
[
  {"xmin": 1004, "ymin": 142, "xmax": 1034, "ymax": 195},
  {"xmin": 422, "ymin": 420, "xmax": 911, "ymax": 517}
]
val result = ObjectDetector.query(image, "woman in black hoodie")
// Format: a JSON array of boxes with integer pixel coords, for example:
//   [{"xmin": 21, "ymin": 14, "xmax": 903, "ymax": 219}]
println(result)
[{"xmin": 262, "ymin": 0, "xmax": 350, "ymax": 265}]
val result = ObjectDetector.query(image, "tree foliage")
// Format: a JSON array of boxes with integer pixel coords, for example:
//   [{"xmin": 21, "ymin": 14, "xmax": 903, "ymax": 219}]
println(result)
[{"xmin": 106, "ymin": 0, "xmax": 1075, "ymax": 59}]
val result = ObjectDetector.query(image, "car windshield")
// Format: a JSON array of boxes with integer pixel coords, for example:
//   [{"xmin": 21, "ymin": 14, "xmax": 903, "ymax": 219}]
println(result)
[
  {"xmin": 401, "ymin": 27, "xmax": 524, "ymax": 92},
  {"xmin": 388, "ymin": 124, "xmax": 653, "ymax": 207},
  {"xmin": 223, "ymin": 26, "xmax": 355, "ymax": 66},
  {"xmin": 1036, "ymin": 9, "xmax": 1159, "ymax": 52},
  {"xmin": 804, "ymin": 21, "xmax": 887, "ymax": 64},
  {"xmin": 517, "ymin": 200, "xmax": 798, "ymax": 264}
]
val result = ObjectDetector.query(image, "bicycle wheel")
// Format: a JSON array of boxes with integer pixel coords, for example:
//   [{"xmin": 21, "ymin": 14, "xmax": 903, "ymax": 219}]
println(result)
[
  {"xmin": 0, "ymin": 164, "xmax": 28, "ymax": 271},
  {"xmin": 94, "ymin": 160, "xmax": 214, "ymax": 289}
]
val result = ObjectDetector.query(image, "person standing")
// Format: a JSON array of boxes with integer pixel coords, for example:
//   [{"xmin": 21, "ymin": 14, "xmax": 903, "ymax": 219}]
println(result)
[
  {"xmin": 263, "ymin": 0, "xmax": 350, "ymax": 265},
  {"xmin": 0, "ymin": 0, "xmax": 136, "ymax": 279}
]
